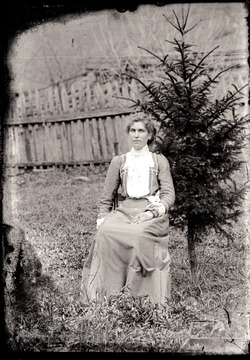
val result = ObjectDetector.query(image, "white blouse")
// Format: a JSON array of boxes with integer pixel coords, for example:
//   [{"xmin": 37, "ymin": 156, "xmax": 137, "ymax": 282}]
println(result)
[{"xmin": 124, "ymin": 145, "xmax": 154, "ymax": 198}]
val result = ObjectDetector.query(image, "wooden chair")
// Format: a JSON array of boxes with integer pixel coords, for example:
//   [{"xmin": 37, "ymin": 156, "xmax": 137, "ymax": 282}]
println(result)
[
  {"xmin": 113, "ymin": 189, "xmax": 123, "ymax": 210},
  {"xmin": 113, "ymin": 141, "xmax": 120, "ymax": 210}
]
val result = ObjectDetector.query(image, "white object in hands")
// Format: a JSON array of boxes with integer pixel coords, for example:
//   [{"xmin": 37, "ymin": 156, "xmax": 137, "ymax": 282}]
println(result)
[
  {"xmin": 96, "ymin": 217, "xmax": 105, "ymax": 229},
  {"xmin": 146, "ymin": 191, "xmax": 166, "ymax": 216}
]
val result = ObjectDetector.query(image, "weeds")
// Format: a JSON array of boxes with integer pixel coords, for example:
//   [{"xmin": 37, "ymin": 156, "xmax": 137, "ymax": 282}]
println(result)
[{"xmin": 3, "ymin": 166, "xmax": 248, "ymax": 352}]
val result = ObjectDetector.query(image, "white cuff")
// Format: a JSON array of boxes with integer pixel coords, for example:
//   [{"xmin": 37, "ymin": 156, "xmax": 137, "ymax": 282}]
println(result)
[
  {"xmin": 96, "ymin": 217, "xmax": 105, "ymax": 229},
  {"xmin": 157, "ymin": 203, "xmax": 166, "ymax": 216}
]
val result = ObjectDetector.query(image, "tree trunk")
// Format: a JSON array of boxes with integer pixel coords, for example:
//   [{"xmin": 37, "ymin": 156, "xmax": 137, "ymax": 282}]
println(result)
[{"xmin": 187, "ymin": 224, "xmax": 197, "ymax": 276}]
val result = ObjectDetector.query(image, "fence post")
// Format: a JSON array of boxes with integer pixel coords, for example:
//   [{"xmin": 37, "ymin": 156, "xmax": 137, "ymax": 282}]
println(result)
[{"xmin": 60, "ymin": 83, "xmax": 69, "ymax": 113}]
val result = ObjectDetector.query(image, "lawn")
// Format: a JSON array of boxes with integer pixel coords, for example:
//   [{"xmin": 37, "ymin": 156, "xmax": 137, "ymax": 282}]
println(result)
[{"xmin": 3, "ymin": 165, "xmax": 249, "ymax": 353}]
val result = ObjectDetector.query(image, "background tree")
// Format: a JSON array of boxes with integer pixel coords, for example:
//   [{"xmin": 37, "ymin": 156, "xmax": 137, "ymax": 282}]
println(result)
[
  {"xmin": 124, "ymin": 5, "xmax": 250, "ymax": 274},
  {"xmin": 12, "ymin": 3, "xmax": 246, "ymax": 93}
]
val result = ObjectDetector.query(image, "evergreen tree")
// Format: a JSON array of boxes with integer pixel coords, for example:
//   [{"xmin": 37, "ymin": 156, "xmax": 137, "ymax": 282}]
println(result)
[{"xmin": 123, "ymin": 6, "xmax": 250, "ymax": 274}]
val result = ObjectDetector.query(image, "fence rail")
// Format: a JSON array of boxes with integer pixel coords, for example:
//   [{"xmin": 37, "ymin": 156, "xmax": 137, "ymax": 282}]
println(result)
[{"xmin": 4, "ymin": 109, "xmax": 133, "ymax": 168}]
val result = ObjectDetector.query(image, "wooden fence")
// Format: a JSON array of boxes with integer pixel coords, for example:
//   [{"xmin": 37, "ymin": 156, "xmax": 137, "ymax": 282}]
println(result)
[
  {"xmin": 4, "ymin": 109, "xmax": 133, "ymax": 169},
  {"xmin": 4, "ymin": 51, "xmax": 249, "ymax": 169},
  {"xmin": 8, "ymin": 80, "xmax": 140, "ymax": 124},
  {"xmin": 8, "ymin": 52, "xmax": 248, "ymax": 124}
]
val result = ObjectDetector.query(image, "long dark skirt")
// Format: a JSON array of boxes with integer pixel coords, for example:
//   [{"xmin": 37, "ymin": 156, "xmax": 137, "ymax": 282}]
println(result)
[{"xmin": 81, "ymin": 198, "xmax": 171, "ymax": 303}]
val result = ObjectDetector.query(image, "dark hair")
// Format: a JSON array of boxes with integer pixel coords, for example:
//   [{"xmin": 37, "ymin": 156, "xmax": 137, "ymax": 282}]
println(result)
[{"xmin": 126, "ymin": 112, "xmax": 157, "ymax": 145}]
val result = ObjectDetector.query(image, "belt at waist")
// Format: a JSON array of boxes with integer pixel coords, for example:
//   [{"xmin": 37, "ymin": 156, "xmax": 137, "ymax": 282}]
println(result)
[{"xmin": 120, "ymin": 198, "xmax": 149, "ymax": 208}]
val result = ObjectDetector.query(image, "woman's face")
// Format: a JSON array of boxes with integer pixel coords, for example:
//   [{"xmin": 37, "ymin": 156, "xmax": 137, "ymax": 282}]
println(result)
[{"xmin": 128, "ymin": 121, "xmax": 152, "ymax": 150}]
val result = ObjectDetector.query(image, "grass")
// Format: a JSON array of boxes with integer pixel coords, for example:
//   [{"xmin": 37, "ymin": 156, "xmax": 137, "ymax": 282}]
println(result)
[{"xmin": 3, "ymin": 165, "xmax": 249, "ymax": 353}]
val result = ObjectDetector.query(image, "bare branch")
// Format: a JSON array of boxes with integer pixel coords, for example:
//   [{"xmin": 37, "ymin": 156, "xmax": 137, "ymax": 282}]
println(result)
[
  {"xmin": 121, "ymin": 16, "xmax": 137, "ymax": 58},
  {"xmin": 105, "ymin": 16, "xmax": 121, "ymax": 67},
  {"xmin": 42, "ymin": 47, "xmax": 57, "ymax": 86},
  {"xmin": 46, "ymin": 40, "xmax": 64, "ymax": 82},
  {"xmin": 91, "ymin": 25, "xmax": 108, "ymax": 58}
]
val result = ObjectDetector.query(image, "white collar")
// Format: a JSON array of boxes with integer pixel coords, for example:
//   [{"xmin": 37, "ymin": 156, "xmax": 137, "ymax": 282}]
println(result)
[{"xmin": 130, "ymin": 144, "xmax": 149, "ymax": 156}]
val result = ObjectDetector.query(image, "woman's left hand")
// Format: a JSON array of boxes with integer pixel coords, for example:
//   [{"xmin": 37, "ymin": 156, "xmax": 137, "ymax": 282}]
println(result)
[{"xmin": 131, "ymin": 211, "xmax": 154, "ymax": 224}]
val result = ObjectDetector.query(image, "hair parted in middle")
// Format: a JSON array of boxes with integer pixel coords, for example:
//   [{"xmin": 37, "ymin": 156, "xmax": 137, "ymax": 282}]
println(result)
[{"xmin": 126, "ymin": 112, "xmax": 157, "ymax": 145}]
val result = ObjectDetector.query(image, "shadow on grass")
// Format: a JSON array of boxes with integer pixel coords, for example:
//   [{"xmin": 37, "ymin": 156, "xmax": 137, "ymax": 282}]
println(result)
[{"xmin": 5, "ymin": 273, "xmax": 61, "ymax": 352}]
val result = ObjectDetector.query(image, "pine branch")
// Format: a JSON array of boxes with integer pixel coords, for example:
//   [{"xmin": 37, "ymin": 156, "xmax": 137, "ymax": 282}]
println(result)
[
  {"xmin": 184, "ymin": 19, "xmax": 203, "ymax": 35},
  {"xmin": 112, "ymin": 95, "xmax": 137, "ymax": 105},
  {"xmin": 220, "ymin": 116, "xmax": 250, "ymax": 140},
  {"xmin": 198, "ymin": 64, "xmax": 239, "ymax": 96},
  {"xmin": 231, "ymin": 83, "xmax": 249, "ymax": 96},
  {"xmin": 147, "ymin": 107, "xmax": 163, "ymax": 123},
  {"xmin": 190, "ymin": 68, "xmax": 208, "ymax": 83},
  {"xmin": 128, "ymin": 7, "xmax": 249, "ymax": 249},
  {"xmin": 172, "ymin": 9, "xmax": 183, "ymax": 34},
  {"xmin": 188, "ymin": 46, "xmax": 220, "ymax": 81},
  {"xmin": 162, "ymin": 13, "xmax": 180, "ymax": 32},
  {"xmin": 181, "ymin": 5, "xmax": 185, "ymax": 30},
  {"xmin": 137, "ymin": 46, "xmax": 167, "ymax": 64},
  {"xmin": 161, "ymin": 74, "xmax": 183, "ymax": 97},
  {"xmin": 160, "ymin": 73, "xmax": 178, "ymax": 83},
  {"xmin": 183, "ymin": 4, "xmax": 191, "ymax": 30},
  {"xmin": 211, "ymin": 64, "xmax": 240, "ymax": 84},
  {"xmin": 165, "ymin": 39, "xmax": 179, "ymax": 46},
  {"xmin": 214, "ymin": 224, "xmax": 233, "ymax": 240},
  {"xmin": 163, "ymin": 62, "xmax": 187, "ymax": 80},
  {"xmin": 125, "ymin": 73, "xmax": 172, "ymax": 116},
  {"xmin": 172, "ymin": 38, "xmax": 189, "ymax": 82},
  {"xmin": 208, "ymin": 85, "xmax": 248, "ymax": 124}
]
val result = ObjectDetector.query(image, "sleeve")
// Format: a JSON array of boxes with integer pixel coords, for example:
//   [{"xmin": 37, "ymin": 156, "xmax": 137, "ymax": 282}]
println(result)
[
  {"xmin": 146, "ymin": 154, "xmax": 175, "ymax": 217},
  {"xmin": 97, "ymin": 156, "xmax": 121, "ymax": 219}
]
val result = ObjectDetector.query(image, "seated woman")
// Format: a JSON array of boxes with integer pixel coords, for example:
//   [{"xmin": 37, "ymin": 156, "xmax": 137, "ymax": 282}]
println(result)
[{"xmin": 81, "ymin": 112, "xmax": 175, "ymax": 303}]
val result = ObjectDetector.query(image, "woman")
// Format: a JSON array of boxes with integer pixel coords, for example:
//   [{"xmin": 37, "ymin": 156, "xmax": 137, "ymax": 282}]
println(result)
[{"xmin": 81, "ymin": 112, "xmax": 175, "ymax": 303}]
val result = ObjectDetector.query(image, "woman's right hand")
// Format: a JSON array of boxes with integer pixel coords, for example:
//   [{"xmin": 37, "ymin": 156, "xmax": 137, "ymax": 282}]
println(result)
[{"xmin": 131, "ymin": 211, "xmax": 154, "ymax": 224}]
